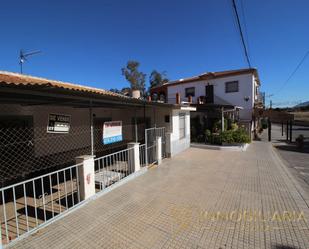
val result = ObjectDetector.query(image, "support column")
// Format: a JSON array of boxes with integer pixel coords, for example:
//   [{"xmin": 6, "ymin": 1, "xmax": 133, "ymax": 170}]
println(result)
[
  {"xmin": 127, "ymin": 142, "xmax": 140, "ymax": 172},
  {"xmin": 75, "ymin": 155, "xmax": 95, "ymax": 201},
  {"xmin": 156, "ymin": 136, "xmax": 162, "ymax": 165}
]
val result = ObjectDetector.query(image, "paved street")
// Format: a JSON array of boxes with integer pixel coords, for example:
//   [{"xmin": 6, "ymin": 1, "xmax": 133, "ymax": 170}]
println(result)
[{"xmin": 9, "ymin": 141, "xmax": 309, "ymax": 249}]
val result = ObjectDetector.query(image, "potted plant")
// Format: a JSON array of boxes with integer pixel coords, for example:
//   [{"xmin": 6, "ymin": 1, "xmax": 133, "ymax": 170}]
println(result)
[{"xmin": 122, "ymin": 60, "xmax": 146, "ymax": 99}]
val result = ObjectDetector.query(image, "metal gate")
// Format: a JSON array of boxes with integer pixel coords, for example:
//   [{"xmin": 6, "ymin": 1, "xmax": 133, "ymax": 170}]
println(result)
[{"xmin": 145, "ymin": 127, "xmax": 166, "ymax": 165}]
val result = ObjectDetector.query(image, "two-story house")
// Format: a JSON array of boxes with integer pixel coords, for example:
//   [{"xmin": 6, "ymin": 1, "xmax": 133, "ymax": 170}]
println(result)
[{"xmin": 150, "ymin": 68, "xmax": 264, "ymax": 138}]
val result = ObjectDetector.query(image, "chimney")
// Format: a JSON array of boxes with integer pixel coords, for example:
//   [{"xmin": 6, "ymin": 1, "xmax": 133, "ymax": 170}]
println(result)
[{"xmin": 132, "ymin": 89, "xmax": 141, "ymax": 99}]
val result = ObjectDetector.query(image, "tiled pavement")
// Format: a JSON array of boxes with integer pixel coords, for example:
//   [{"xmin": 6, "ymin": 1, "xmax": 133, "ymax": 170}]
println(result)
[
  {"xmin": 9, "ymin": 141, "xmax": 309, "ymax": 249},
  {"xmin": 269, "ymin": 124, "xmax": 309, "ymax": 197}
]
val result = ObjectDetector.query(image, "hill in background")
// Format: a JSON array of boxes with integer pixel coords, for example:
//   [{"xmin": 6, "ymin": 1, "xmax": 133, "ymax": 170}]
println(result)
[{"xmin": 295, "ymin": 101, "xmax": 309, "ymax": 108}]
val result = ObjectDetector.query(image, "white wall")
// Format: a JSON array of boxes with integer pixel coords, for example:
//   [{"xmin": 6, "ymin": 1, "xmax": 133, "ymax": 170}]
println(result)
[
  {"xmin": 168, "ymin": 109, "xmax": 191, "ymax": 156},
  {"xmin": 167, "ymin": 73, "xmax": 257, "ymax": 121}
]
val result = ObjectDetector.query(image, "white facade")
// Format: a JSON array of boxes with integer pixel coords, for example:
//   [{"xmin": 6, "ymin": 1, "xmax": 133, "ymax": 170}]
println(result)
[
  {"xmin": 167, "ymin": 73, "xmax": 260, "ymax": 121},
  {"xmin": 166, "ymin": 109, "xmax": 191, "ymax": 157}
]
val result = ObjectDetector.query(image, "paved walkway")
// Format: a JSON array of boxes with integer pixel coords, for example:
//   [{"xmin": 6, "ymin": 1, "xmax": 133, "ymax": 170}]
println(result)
[
  {"xmin": 9, "ymin": 141, "xmax": 309, "ymax": 249},
  {"xmin": 264, "ymin": 124, "xmax": 309, "ymax": 202}
]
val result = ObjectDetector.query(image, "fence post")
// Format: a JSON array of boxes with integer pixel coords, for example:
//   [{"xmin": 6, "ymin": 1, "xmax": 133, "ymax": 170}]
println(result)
[
  {"xmin": 268, "ymin": 119, "xmax": 271, "ymax": 142},
  {"xmin": 127, "ymin": 143, "xmax": 140, "ymax": 172},
  {"xmin": 286, "ymin": 120, "xmax": 289, "ymax": 141},
  {"xmin": 156, "ymin": 136, "xmax": 162, "ymax": 165},
  {"xmin": 165, "ymin": 132, "xmax": 172, "ymax": 158},
  {"xmin": 289, "ymin": 120, "xmax": 293, "ymax": 143},
  {"xmin": 145, "ymin": 129, "xmax": 148, "ymax": 166},
  {"xmin": 75, "ymin": 155, "xmax": 95, "ymax": 201}
]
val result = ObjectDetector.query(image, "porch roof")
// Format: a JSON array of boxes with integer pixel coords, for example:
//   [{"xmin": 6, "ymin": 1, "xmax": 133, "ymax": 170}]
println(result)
[
  {"xmin": 0, "ymin": 71, "xmax": 185, "ymax": 109},
  {"xmin": 192, "ymin": 103, "xmax": 241, "ymax": 112}
]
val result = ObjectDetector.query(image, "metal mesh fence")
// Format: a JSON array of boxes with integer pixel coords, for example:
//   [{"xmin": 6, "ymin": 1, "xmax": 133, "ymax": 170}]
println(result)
[{"xmin": 0, "ymin": 123, "xmax": 146, "ymax": 187}]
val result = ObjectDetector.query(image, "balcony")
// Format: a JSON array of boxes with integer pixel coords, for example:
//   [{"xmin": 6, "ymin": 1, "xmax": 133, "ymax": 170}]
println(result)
[{"xmin": 255, "ymin": 91, "xmax": 265, "ymax": 107}]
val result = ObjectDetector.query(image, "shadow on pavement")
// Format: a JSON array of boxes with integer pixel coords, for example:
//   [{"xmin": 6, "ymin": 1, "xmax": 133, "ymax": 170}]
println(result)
[
  {"xmin": 272, "ymin": 245, "xmax": 300, "ymax": 249},
  {"xmin": 275, "ymin": 144, "xmax": 309, "ymax": 153}
]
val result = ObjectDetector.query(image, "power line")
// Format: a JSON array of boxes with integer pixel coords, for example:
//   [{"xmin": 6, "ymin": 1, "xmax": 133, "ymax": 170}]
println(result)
[
  {"xmin": 231, "ymin": 0, "xmax": 251, "ymax": 68},
  {"xmin": 240, "ymin": 0, "xmax": 250, "ymax": 57},
  {"xmin": 276, "ymin": 50, "xmax": 309, "ymax": 95}
]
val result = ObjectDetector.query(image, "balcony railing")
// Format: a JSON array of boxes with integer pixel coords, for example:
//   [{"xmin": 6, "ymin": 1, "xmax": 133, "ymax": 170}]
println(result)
[{"xmin": 256, "ymin": 91, "xmax": 265, "ymax": 106}]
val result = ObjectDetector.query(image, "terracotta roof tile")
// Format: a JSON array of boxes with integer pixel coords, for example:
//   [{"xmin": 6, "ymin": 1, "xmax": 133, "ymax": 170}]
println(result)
[{"xmin": 0, "ymin": 71, "xmax": 127, "ymax": 99}]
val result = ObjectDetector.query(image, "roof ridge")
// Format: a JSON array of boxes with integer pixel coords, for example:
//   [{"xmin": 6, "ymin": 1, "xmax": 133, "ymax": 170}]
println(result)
[{"xmin": 0, "ymin": 70, "xmax": 128, "ymax": 98}]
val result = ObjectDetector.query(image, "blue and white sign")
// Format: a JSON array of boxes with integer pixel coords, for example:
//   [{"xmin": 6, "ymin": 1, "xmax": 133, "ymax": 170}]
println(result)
[{"xmin": 103, "ymin": 121, "xmax": 123, "ymax": 144}]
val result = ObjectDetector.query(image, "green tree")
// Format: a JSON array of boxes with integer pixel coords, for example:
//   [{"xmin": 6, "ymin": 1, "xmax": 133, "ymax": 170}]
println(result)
[
  {"xmin": 121, "ymin": 61, "xmax": 146, "ymax": 93},
  {"xmin": 149, "ymin": 70, "xmax": 169, "ymax": 89},
  {"xmin": 109, "ymin": 88, "xmax": 121, "ymax": 94}
]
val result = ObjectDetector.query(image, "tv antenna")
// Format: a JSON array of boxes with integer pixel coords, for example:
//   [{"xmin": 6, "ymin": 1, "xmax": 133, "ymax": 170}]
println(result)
[{"xmin": 19, "ymin": 49, "xmax": 42, "ymax": 74}]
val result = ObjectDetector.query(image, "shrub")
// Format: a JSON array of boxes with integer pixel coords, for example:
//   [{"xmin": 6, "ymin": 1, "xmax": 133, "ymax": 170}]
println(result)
[
  {"xmin": 261, "ymin": 119, "xmax": 268, "ymax": 129},
  {"xmin": 205, "ymin": 129, "xmax": 212, "ymax": 143},
  {"xmin": 232, "ymin": 129, "xmax": 251, "ymax": 143},
  {"xmin": 213, "ymin": 119, "xmax": 227, "ymax": 132},
  {"xmin": 212, "ymin": 133, "xmax": 222, "ymax": 145},
  {"xmin": 212, "ymin": 120, "xmax": 221, "ymax": 133},
  {"xmin": 296, "ymin": 134, "xmax": 304, "ymax": 149},
  {"xmin": 231, "ymin": 122, "xmax": 238, "ymax": 131},
  {"xmin": 219, "ymin": 129, "xmax": 251, "ymax": 144},
  {"xmin": 220, "ymin": 130, "xmax": 234, "ymax": 144}
]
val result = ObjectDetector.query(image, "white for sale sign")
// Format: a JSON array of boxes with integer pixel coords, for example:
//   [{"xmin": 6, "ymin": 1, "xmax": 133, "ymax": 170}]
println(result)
[{"xmin": 103, "ymin": 121, "xmax": 122, "ymax": 144}]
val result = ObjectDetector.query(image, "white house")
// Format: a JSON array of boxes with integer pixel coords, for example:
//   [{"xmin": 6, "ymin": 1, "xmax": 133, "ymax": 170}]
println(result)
[{"xmin": 151, "ymin": 68, "xmax": 263, "ymax": 135}]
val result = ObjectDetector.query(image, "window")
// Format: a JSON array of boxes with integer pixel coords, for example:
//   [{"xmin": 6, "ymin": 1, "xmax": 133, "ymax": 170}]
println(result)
[
  {"xmin": 179, "ymin": 113, "xmax": 186, "ymax": 139},
  {"xmin": 225, "ymin": 81, "xmax": 239, "ymax": 93},
  {"xmin": 185, "ymin": 87, "xmax": 195, "ymax": 97},
  {"xmin": 165, "ymin": 115, "xmax": 170, "ymax": 123}
]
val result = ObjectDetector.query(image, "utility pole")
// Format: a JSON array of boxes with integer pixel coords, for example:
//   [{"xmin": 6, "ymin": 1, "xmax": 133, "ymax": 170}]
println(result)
[{"xmin": 265, "ymin": 94, "xmax": 274, "ymax": 109}]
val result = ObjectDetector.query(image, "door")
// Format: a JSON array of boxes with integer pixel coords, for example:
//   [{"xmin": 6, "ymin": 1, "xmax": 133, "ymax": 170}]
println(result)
[{"xmin": 205, "ymin": 85, "xmax": 214, "ymax": 104}]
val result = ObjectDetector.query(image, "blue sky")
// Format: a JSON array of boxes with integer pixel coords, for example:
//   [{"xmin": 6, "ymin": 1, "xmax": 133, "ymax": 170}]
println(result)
[{"xmin": 1, "ymin": 0, "xmax": 309, "ymax": 106}]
